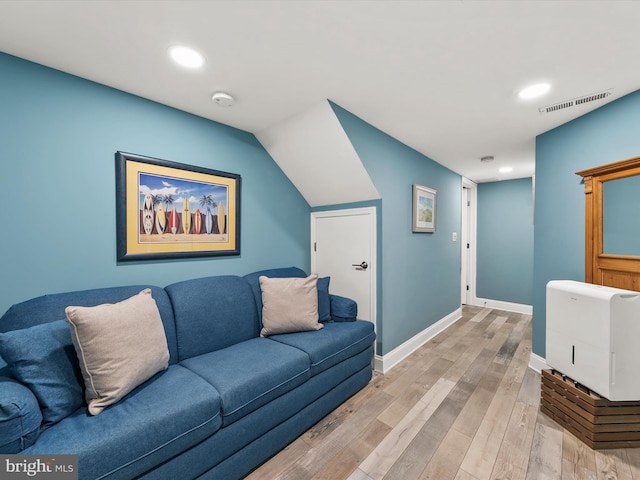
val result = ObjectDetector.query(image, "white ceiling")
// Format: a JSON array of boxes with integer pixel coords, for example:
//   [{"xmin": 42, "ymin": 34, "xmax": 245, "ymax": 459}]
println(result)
[{"xmin": 1, "ymin": 1, "xmax": 639, "ymax": 183}]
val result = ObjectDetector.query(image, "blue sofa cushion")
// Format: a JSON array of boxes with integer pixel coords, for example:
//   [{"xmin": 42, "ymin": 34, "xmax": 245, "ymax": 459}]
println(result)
[
  {"xmin": 24, "ymin": 365, "xmax": 222, "ymax": 480},
  {"xmin": 135, "ymin": 349, "xmax": 374, "ymax": 480},
  {"xmin": 0, "ymin": 377, "xmax": 42, "ymax": 453},
  {"xmin": 165, "ymin": 276, "xmax": 260, "ymax": 361},
  {"xmin": 268, "ymin": 320, "xmax": 376, "ymax": 375},
  {"xmin": 0, "ymin": 285, "xmax": 179, "ymax": 365},
  {"xmin": 0, "ymin": 320, "xmax": 84, "ymax": 426},
  {"xmin": 317, "ymin": 277, "xmax": 331, "ymax": 322},
  {"xmin": 181, "ymin": 338, "xmax": 310, "ymax": 426}
]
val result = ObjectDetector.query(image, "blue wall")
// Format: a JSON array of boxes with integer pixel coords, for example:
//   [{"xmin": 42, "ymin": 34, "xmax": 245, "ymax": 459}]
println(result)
[
  {"xmin": 534, "ymin": 89, "xmax": 640, "ymax": 357},
  {"xmin": 331, "ymin": 103, "xmax": 462, "ymax": 355},
  {"xmin": 0, "ymin": 53, "xmax": 311, "ymax": 315},
  {"xmin": 477, "ymin": 178, "xmax": 533, "ymax": 305}
]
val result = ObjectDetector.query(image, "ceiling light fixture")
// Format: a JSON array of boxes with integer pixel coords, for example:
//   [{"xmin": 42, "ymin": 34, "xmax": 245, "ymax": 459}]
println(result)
[
  {"xmin": 518, "ymin": 82, "xmax": 550, "ymax": 100},
  {"xmin": 169, "ymin": 46, "xmax": 204, "ymax": 69},
  {"xmin": 499, "ymin": 166, "xmax": 513, "ymax": 174},
  {"xmin": 480, "ymin": 155, "xmax": 495, "ymax": 163}
]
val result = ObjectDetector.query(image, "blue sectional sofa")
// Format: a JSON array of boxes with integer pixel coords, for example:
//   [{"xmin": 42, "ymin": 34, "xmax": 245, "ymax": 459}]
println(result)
[{"xmin": 0, "ymin": 267, "xmax": 375, "ymax": 479}]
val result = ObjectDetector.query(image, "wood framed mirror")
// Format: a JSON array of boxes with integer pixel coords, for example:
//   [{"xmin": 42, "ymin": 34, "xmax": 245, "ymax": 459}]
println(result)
[{"xmin": 577, "ymin": 156, "xmax": 640, "ymax": 291}]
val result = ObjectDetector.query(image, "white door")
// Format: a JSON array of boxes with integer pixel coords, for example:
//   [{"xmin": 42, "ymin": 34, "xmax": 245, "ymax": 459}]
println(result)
[
  {"xmin": 311, "ymin": 208, "xmax": 376, "ymax": 330},
  {"xmin": 461, "ymin": 178, "xmax": 477, "ymax": 306},
  {"xmin": 461, "ymin": 186, "xmax": 471, "ymax": 305}
]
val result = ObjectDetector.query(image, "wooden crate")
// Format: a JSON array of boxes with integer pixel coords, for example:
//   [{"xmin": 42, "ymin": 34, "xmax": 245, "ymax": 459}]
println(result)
[{"xmin": 541, "ymin": 369, "xmax": 640, "ymax": 449}]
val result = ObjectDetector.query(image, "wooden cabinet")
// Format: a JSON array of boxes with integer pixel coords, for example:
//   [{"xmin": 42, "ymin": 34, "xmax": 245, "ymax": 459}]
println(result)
[{"xmin": 577, "ymin": 156, "xmax": 640, "ymax": 291}]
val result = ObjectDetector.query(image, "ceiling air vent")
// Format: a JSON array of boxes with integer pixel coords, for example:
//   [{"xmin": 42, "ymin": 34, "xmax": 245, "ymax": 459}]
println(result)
[{"xmin": 539, "ymin": 89, "xmax": 613, "ymax": 114}]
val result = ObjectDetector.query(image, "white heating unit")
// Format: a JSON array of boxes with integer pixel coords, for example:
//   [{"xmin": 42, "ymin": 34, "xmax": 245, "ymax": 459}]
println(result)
[{"xmin": 546, "ymin": 280, "xmax": 640, "ymax": 401}]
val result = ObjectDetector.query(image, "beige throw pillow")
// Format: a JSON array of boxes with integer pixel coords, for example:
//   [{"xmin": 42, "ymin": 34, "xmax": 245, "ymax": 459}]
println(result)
[
  {"xmin": 259, "ymin": 275, "xmax": 323, "ymax": 337},
  {"xmin": 65, "ymin": 289, "xmax": 169, "ymax": 415}
]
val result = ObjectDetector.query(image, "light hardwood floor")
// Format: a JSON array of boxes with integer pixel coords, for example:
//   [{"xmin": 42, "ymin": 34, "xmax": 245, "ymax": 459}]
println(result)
[{"xmin": 246, "ymin": 306, "xmax": 640, "ymax": 480}]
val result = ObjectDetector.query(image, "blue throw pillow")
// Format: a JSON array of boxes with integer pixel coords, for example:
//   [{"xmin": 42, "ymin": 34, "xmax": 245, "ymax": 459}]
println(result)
[
  {"xmin": 317, "ymin": 276, "xmax": 331, "ymax": 322},
  {"xmin": 0, "ymin": 320, "xmax": 84, "ymax": 426}
]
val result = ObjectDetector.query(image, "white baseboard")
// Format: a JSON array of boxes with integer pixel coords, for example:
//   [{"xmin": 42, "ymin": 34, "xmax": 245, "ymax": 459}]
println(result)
[
  {"xmin": 528, "ymin": 352, "xmax": 549, "ymax": 373},
  {"xmin": 474, "ymin": 297, "xmax": 532, "ymax": 315},
  {"xmin": 374, "ymin": 308, "xmax": 462, "ymax": 374}
]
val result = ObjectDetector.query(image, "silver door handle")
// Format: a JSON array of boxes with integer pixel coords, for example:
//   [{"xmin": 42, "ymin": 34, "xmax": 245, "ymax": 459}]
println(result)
[{"xmin": 352, "ymin": 261, "xmax": 368, "ymax": 270}]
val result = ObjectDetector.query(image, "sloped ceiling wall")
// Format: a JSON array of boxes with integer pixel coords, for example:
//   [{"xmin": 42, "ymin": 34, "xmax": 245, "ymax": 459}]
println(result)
[{"xmin": 256, "ymin": 100, "xmax": 380, "ymax": 207}]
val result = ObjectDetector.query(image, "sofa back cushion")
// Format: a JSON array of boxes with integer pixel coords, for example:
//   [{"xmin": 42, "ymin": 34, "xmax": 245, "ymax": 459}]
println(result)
[
  {"xmin": 165, "ymin": 276, "xmax": 259, "ymax": 361},
  {"xmin": 0, "ymin": 286, "xmax": 178, "ymax": 365}
]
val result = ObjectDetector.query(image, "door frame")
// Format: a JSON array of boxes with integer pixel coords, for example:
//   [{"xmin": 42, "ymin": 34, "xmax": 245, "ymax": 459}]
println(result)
[
  {"xmin": 310, "ymin": 207, "xmax": 377, "ymax": 337},
  {"xmin": 461, "ymin": 178, "xmax": 477, "ymax": 306}
]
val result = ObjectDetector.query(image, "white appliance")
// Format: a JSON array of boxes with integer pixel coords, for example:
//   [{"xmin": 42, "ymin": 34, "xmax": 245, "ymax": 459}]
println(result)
[{"xmin": 546, "ymin": 280, "xmax": 640, "ymax": 401}]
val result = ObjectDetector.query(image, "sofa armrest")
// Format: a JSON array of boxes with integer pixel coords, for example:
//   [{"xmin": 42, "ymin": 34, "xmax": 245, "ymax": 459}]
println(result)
[
  {"xmin": 329, "ymin": 295, "xmax": 357, "ymax": 322},
  {"xmin": 0, "ymin": 376, "xmax": 42, "ymax": 453}
]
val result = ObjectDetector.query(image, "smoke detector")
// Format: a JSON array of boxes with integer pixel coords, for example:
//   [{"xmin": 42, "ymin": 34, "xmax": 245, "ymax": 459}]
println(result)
[
  {"xmin": 539, "ymin": 89, "xmax": 613, "ymax": 113},
  {"xmin": 211, "ymin": 92, "xmax": 235, "ymax": 107}
]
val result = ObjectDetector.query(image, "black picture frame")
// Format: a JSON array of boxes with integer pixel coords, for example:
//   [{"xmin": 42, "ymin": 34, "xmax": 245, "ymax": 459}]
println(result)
[{"xmin": 115, "ymin": 151, "xmax": 241, "ymax": 261}]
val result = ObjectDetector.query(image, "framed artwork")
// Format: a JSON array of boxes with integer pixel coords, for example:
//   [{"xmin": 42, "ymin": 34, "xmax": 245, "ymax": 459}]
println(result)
[
  {"xmin": 412, "ymin": 184, "xmax": 437, "ymax": 233},
  {"xmin": 115, "ymin": 151, "xmax": 240, "ymax": 261}
]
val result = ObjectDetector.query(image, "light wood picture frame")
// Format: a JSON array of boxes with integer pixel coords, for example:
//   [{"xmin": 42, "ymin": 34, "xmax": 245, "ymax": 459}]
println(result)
[{"xmin": 412, "ymin": 184, "xmax": 437, "ymax": 233}]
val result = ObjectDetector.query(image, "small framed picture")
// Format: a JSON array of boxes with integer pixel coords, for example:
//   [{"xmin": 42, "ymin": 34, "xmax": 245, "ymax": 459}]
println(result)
[{"xmin": 412, "ymin": 184, "xmax": 437, "ymax": 233}]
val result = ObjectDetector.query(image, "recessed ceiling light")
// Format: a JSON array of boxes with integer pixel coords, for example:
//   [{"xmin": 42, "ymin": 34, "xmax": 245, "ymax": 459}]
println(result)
[
  {"xmin": 518, "ymin": 82, "xmax": 550, "ymax": 100},
  {"xmin": 499, "ymin": 166, "xmax": 513, "ymax": 174},
  {"xmin": 169, "ymin": 46, "xmax": 204, "ymax": 69}
]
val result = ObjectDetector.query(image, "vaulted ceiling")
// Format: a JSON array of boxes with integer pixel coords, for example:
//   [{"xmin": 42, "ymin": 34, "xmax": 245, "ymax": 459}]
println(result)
[{"xmin": 1, "ymin": 1, "xmax": 639, "ymax": 183}]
